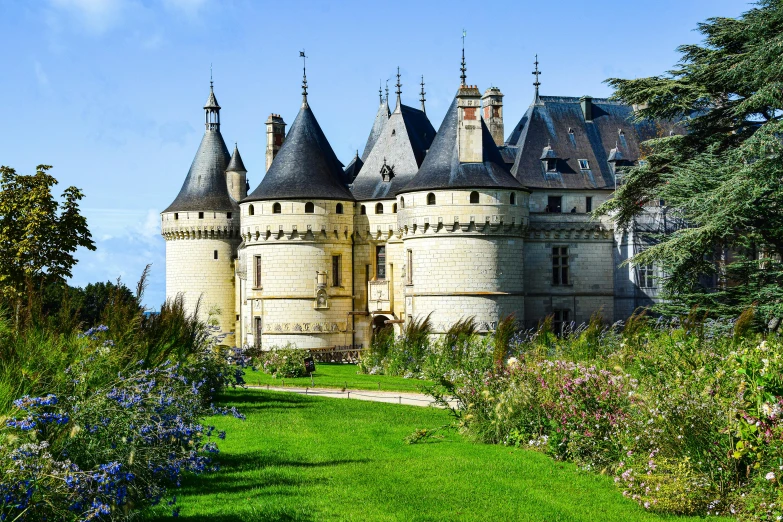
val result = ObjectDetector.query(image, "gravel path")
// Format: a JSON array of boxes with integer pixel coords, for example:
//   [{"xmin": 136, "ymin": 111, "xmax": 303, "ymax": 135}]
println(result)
[{"xmin": 246, "ymin": 385, "xmax": 457, "ymax": 409}]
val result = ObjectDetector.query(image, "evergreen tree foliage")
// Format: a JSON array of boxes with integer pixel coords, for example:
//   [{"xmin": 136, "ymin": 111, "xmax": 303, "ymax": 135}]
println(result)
[{"xmin": 597, "ymin": 1, "xmax": 783, "ymax": 324}]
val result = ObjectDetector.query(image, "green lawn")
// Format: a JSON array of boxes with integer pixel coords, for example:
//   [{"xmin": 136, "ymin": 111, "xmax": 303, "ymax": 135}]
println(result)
[
  {"xmin": 243, "ymin": 363, "xmax": 433, "ymax": 392},
  {"xmin": 142, "ymin": 390, "xmax": 732, "ymax": 522}
]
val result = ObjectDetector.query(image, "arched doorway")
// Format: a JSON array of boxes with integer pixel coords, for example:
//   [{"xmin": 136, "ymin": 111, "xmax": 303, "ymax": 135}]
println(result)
[{"xmin": 371, "ymin": 314, "xmax": 394, "ymax": 353}]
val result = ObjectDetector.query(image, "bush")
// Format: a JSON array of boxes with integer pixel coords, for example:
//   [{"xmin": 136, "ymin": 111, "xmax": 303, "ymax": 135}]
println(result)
[
  {"xmin": 0, "ymin": 332, "xmax": 245, "ymax": 521},
  {"xmin": 258, "ymin": 346, "xmax": 309, "ymax": 378}
]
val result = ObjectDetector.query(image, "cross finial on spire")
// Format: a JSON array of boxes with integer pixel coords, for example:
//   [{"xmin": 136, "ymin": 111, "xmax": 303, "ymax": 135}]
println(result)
[
  {"xmin": 210, "ymin": 63, "xmax": 213, "ymax": 89},
  {"xmin": 533, "ymin": 54, "xmax": 542, "ymax": 104},
  {"xmin": 460, "ymin": 29, "xmax": 467, "ymax": 86},
  {"xmin": 300, "ymin": 50, "xmax": 309, "ymax": 107},
  {"xmin": 420, "ymin": 75, "xmax": 426, "ymax": 113},
  {"xmin": 395, "ymin": 67, "xmax": 402, "ymax": 109},
  {"xmin": 385, "ymin": 79, "xmax": 389, "ymax": 105},
  {"xmin": 379, "ymin": 80, "xmax": 383, "ymax": 105}
]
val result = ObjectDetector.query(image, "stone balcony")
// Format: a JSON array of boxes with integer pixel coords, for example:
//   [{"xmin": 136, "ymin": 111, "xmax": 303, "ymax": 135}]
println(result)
[{"xmin": 368, "ymin": 280, "xmax": 392, "ymax": 313}]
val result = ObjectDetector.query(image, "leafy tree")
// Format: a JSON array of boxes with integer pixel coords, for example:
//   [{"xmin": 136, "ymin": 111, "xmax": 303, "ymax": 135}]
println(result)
[
  {"xmin": 0, "ymin": 165, "xmax": 95, "ymax": 321},
  {"xmin": 597, "ymin": 0, "xmax": 783, "ymax": 325}
]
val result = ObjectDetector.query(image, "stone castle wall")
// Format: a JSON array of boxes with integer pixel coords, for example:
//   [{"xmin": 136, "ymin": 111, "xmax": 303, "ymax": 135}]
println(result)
[{"xmin": 161, "ymin": 210, "xmax": 240, "ymax": 345}]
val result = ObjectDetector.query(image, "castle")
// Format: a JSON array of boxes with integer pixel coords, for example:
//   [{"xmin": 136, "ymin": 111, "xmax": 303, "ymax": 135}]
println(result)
[{"xmin": 161, "ymin": 55, "xmax": 678, "ymax": 349}]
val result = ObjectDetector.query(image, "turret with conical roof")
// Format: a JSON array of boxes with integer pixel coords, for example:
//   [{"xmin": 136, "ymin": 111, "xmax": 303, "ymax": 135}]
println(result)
[
  {"xmin": 237, "ymin": 60, "xmax": 355, "ymax": 350},
  {"xmin": 161, "ymin": 80, "xmax": 240, "ymax": 345},
  {"xmin": 227, "ymin": 143, "xmax": 247, "ymax": 202}
]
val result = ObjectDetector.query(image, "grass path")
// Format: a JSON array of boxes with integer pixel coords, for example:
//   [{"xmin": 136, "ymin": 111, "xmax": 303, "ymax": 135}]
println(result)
[
  {"xmin": 142, "ymin": 389, "xmax": 731, "ymax": 522},
  {"xmin": 242, "ymin": 363, "xmax": 433, "ymax": 392}
]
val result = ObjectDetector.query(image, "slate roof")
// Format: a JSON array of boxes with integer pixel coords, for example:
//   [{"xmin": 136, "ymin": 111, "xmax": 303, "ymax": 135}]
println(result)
[
  {"xmin": 343, "ymin": 152, "xmax": 363, "ymax": 182},
  {"xmin": 227, "ymin": 144, "xmax": 247, "ymax": 172},
  {"xmin": 350, "ymin": 102, "xmax": 435, "ymax": 201},
  {"xmin": 164, "ymin": 129, "xmax": 237, "ymax": 213},
  {"xmin": 399, "ymin": 95, "xmax": 524, "ymax": 194},
  {"xmin": 361, "ymin": 100, "xmax": 390, "ymax": 161},
  {"xmin": 204, "ymin": 86, "xmax": 220, "ymax": 110},
  {"xmin": 245, "ymin": 104, "xmax": 354, "ymax": 202},
  {"xmin": 505, "ymin": 96, "xmax": 662, "ymax": 190}
]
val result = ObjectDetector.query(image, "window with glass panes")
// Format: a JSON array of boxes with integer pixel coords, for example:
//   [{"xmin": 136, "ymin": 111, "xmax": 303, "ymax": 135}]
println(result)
[
  {"xmin": 552, "ymin": 246, "xmax": 569, "ymax": 285},
  {"xmin": 553, "ymin": 309, "xmax": 570, "ymax": 336},
  {"xmin": 254, "ymin": 256, "xmax": 262, "ymax": 288},
  {"xmin": 638, "ymin": 263, "xmax": 655, "ymax": 288},
  {"xmin": 376, "ymin": 246, "xmax": 386, "ymax": 280}
]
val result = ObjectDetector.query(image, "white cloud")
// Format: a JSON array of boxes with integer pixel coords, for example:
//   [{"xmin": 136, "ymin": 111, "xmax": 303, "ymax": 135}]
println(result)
[
  {"xmin": 48, "ymin": 0, "xmax": 126, "ymax": 34},
  {"xmin": 162, "ymin": 0, "xmax": 208, "ymax": 17},
  {"xmin": 33, "ymin": 61, "xmax": 54, "ymax": 96}
]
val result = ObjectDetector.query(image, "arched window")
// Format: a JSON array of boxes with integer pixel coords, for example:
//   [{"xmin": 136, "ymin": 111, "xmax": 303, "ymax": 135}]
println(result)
[
  {"xmin": 305, "ymin": 202, "xmax": 314, "ymax": 213},
  {"xmin": 375, "ymin": 203, "xmax": 383, "ymax": 214},
  {"xmin": 400, "ymin": 197, "xmax": 405, "ymax": 208},
  {"xmin": 427, "ymin": 193, "xmax": 436, "ymax": 205},
  {"xmin": 470, "ymin": 191, "xmax": 479, "ymax": 204},
  {"xmin": 360, "ymin": 205, "xmax": 366, "ymax": 215},
  {"xmin": 336, "ymin": 203, "xmax": 343, "ymax": 214},
  {"xmin": 272, "ymin": 202, "xmax": 281, "ymax": 214},
  {"xmin": 510, "ymin": 192, "xmax": 516, "ymax": 205},
  {"xmin": 392, "ymin": 203, "xmax": 397, "ymax": 213},
  {"xmin": 248, "ymin": 205, "xmax": 255, "ymax": 216}
]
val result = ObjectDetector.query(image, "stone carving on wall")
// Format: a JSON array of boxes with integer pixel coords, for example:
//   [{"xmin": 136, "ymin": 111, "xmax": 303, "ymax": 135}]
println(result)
[{"xmin": 267, "ymin": 321, "xmax": 345, "ymax": 333}]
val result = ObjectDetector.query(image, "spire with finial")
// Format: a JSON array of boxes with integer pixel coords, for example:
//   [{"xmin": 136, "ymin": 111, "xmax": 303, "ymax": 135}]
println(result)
[
  {"xmin": 532, "ymin": 54, "xmax": 542, "ymax": 104},
  {"xmin": 300, "ymin": 50, "xmax": 309, "ymax": 108},
  {"xmin": 420, "ymin": 75, "xmax": 426, "ymax": 113},
  {"xmin": 385, "ymin": 80, "xmax": 389, "ymax": 105},
  {"xmin": 394, "ymin": 67, "xmax": 402, "ymax": 111},
  {"xmin": 204, "ymin": 65, "xmax": 221, "ymax": 130},
  {"xmin": 460, "ymin": 29, "xmax": 467, "ymax": 86},
  {"xmin": 379, "ymin": 80, "xmax": 383, "ymax": 105}
]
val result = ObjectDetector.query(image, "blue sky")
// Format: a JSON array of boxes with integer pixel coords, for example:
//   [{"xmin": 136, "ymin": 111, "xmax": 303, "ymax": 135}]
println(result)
[{"xmin": 1, "ymin": 0, "xmax": 748, "ymax": 309}]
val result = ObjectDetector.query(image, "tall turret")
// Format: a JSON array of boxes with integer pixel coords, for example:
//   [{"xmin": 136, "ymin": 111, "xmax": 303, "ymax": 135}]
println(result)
[
  {"xmin": 161, "ymin": 80, "xmax": 240, "ymax": 345},
  {"xmin": 395, "ymin": 51, "xmax": 529, "ymax": 334},
  {"xmin": 237, "ymin": 57, "xmax": 355, "ymax": 350}
]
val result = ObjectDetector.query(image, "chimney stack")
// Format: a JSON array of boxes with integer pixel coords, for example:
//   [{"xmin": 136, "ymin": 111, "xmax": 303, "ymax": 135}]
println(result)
[
  {"xmin": 265, "ymin": 114, "xmax": 286, "ymax": 172},
  {"xmin": 481, "ymin": 86, "xmax": 504, "ymax": 147},
  {"xmin": 457, "ymin": 85, "xmax": 483, "ymax": 163},
  {"xmin": 580, "ymin": 95, "xmax": 593, "ymax": 122}
]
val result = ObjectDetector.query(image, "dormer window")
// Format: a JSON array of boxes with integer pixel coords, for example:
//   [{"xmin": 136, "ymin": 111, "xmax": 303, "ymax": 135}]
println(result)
[
  {"xmin": 545, "ymin": 159, "xmax": 557, "ymax": 172},
  {"xmin": 379, "ymin": 158, "xmax": 395, "ymax": 182},
  {"xmin": 578, "ymin": 159, "xmax": 590, "ymax": 170}
]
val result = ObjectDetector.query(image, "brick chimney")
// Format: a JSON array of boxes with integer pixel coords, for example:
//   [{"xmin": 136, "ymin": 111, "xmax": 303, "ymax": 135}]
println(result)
[
  {"xmin": 457, "ymin": 85, "xmax": 483, "ymax": 163},
  {"xmin": 265, "ymin": 114, "xmax": 286, "ymax": 172},
  {"xmin": 481, "ymin": 86, "xmax": 504, "ymax": 147}
]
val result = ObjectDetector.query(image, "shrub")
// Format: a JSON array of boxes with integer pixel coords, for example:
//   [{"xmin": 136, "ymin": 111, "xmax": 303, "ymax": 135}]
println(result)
[{"xmin": 258, "ymin": 346, "xmax": 309, "ymax": 378}]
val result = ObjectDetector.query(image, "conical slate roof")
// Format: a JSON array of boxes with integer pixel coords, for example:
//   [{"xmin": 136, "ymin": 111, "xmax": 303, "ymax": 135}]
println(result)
[
  {"xmin": 399, "ymin": 94, "xmax": 524, "ymax": 194},
  {"xmin": 227, "ymin": 144, "xmax": 247, "ymax": 172},
  {"xmin": 343, "ymin": 152, "xmax": 363, "ymax": 183},
  {"xmin": 204, "ymin": 86, "xmax": 220, "ymax": 109},
  {"xmin": 245, "ymin": 105, "xmax": 354, "ymax": 202},
  {"xmin": 361, "ymin": 100, "xmax": 390, "ymax": 161},
  {"xmin": 351, "ymin": 103, "xmax": 435, "ymax": 201},
  {"xmin": 164, "ymin": 128, "xmax": 237, "ymax": 213}
]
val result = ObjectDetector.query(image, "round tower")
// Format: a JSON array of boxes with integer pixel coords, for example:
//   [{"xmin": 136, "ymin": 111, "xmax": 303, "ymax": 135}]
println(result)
[
  {"xmin": 238, "ymin": 69, "xmax": 356, "ymax": 350},
  {"xmin": 396, "ymin": 80, "xmax": 530, "ymax": 333},
  {"xmin": 161, "ymin": 81, "xmax": 240, "ymax": 345}
]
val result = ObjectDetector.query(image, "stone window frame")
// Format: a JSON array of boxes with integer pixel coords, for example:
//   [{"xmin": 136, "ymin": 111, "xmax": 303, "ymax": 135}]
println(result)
[
  {"xmin": 253, "ymin": 255, "xmax": 262, "ymax": 289},
  {"xmin": 551, "ymin": 246, "xmax": 570, "ymax": 286},
  {"xmin": 304, "ymin": 202, "xmax": 315, "ymax": 214},
  {"xmin": 637, "ymin": 263, "xmax": 655, "ymax": 289},
  {"xmin": 375, "ymin": 203, "xmax": 384, "ymax": 214},
  {"xmin": 553, "ymin": 309, "xmax": 570, "ymax": 336},
  {"xmin": 332, "ymin": 255, "xmax": 342, "ymax": 287},
  {"xmin": 427, "ymin": 193, "xmax": 436, "ymax": 205},
  {"xmin": 469, "ymin": 191, "xmax": 480, "ymax": 204},
  {"xmin": 272, "ymin": 202, "xmax": 281, "ymax": 214},
  {"xmin": 406, "ymin": 249, "xmax": 413, "ymax": 285},
  {"xmin": 336, "ymin": 203, "xmax": 344, "ymax": 214}
]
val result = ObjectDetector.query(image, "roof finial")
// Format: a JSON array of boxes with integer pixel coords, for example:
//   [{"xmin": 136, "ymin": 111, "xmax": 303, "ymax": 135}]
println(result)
[
  {"xmin": 420, "ymin": 75, "xmax": 426, "ymax": 113},
  {"xmin": 385, "ymin": 79, "xmax": 389, "ymax": 105},
  {"xmin": 300, "ymin": 50, "xmax": 308, "ymax": 107},
  {"xmin": 395, "ymin": 66, "xmax": 402, "ymax": 110},
  {"xmin": 379, "ymin": 80, "xmax": 383, "ymax": 105},
  {"xmin": 533, "ymin": 54, "xmax": 542, "ymax": 104},
  {"xmin": 460, "ymin": 29, "xmax": 467, "ymax": 86}
]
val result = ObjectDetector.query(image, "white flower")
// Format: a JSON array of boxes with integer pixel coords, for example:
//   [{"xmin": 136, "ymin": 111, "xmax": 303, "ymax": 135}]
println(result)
[
  {"xmin": 766, "ymin": 471, "xmax": 776, "ymax": 481},
  {"xmin": 506, "ymin": 357, "xmax": 520, "ymax": 369}
]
